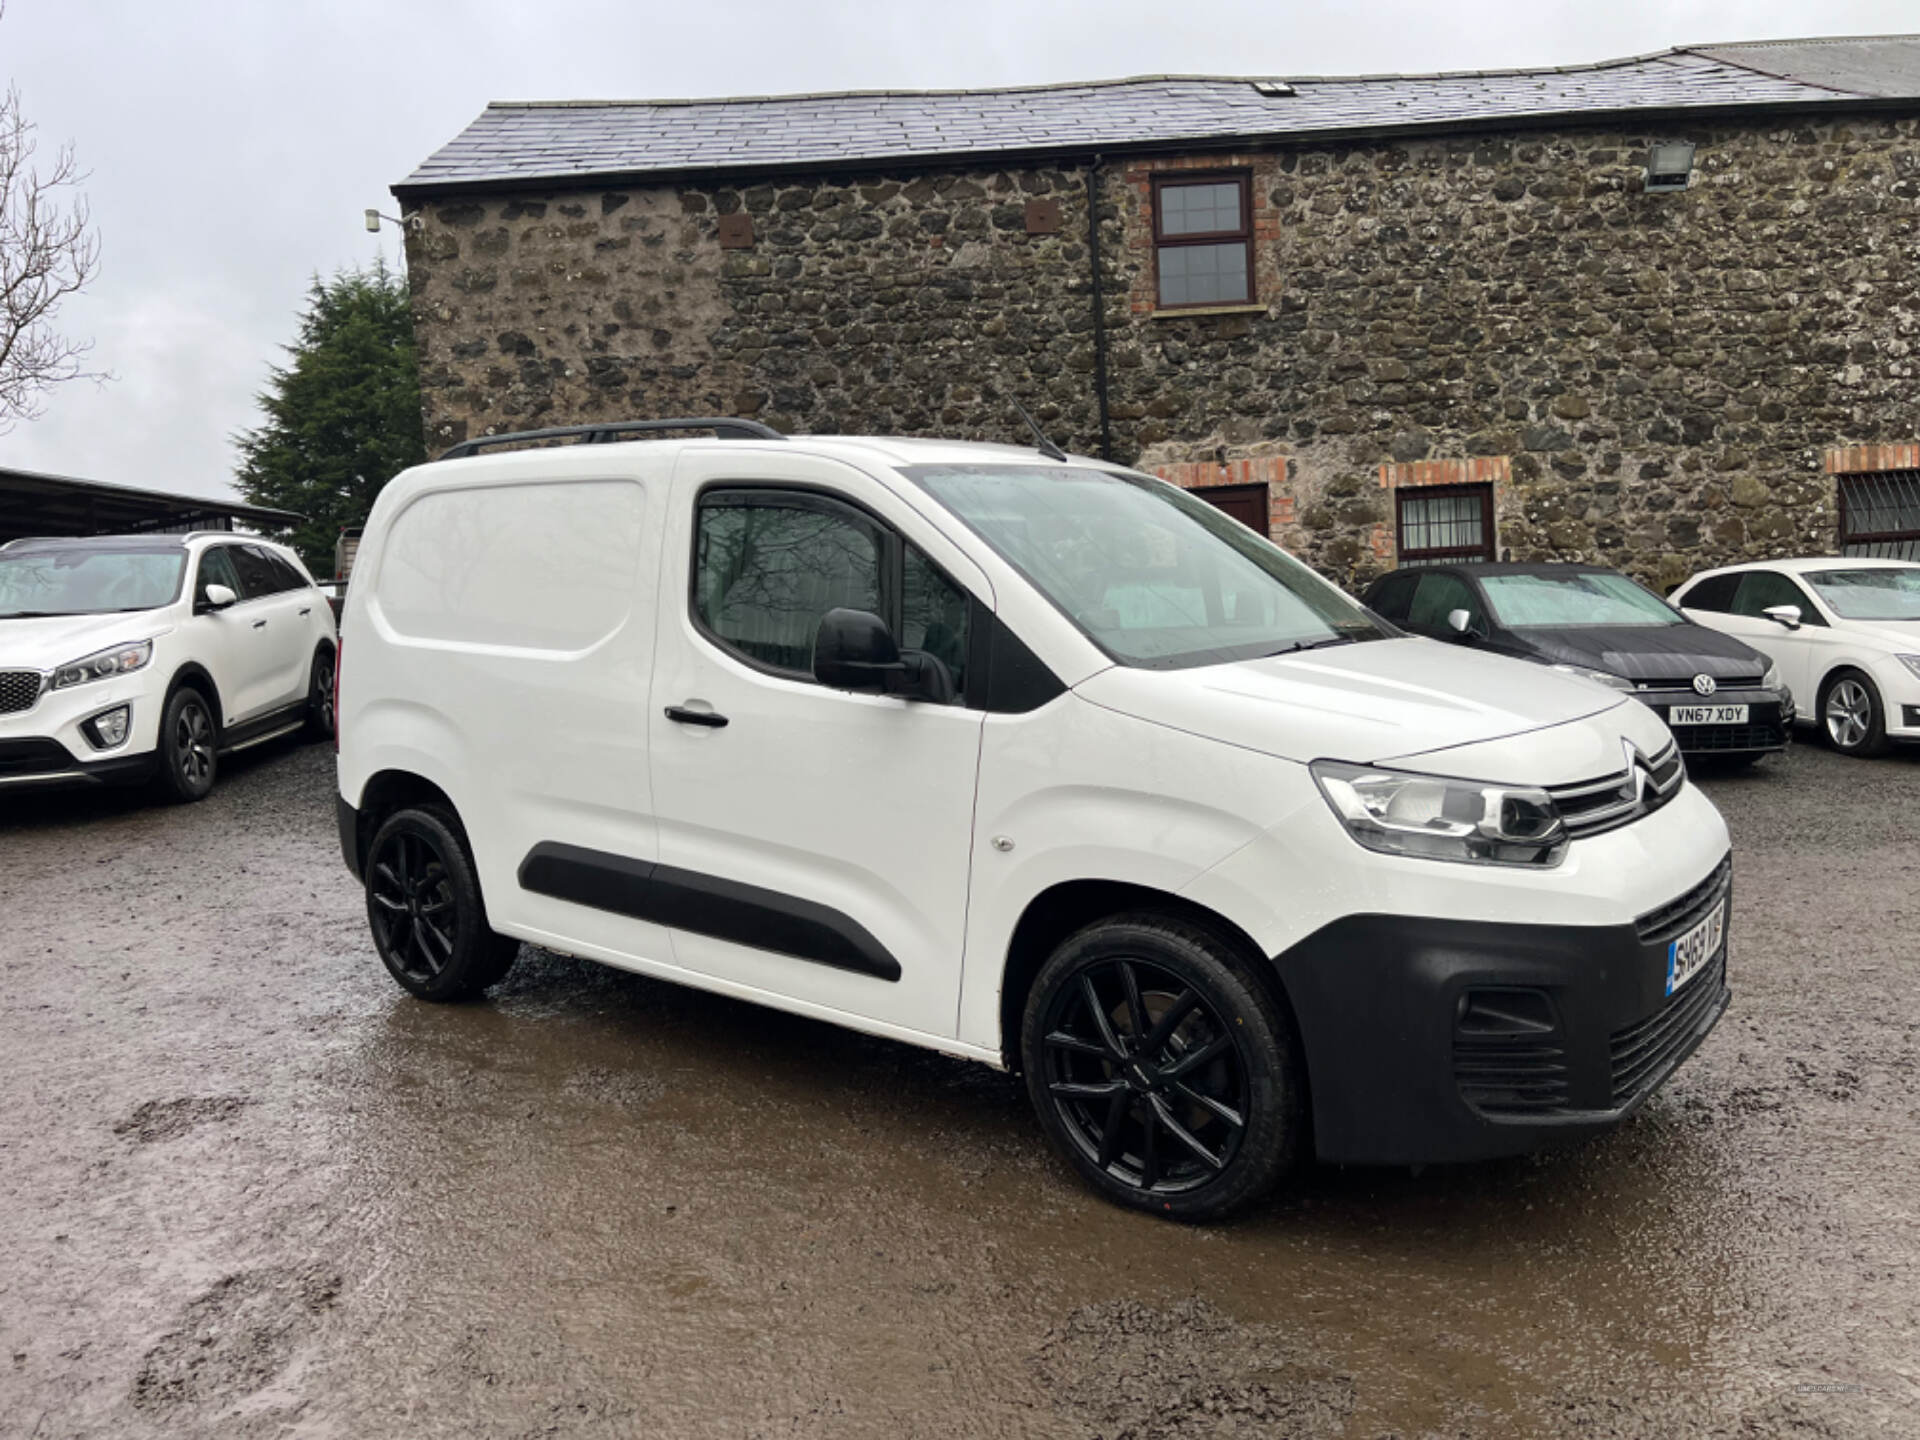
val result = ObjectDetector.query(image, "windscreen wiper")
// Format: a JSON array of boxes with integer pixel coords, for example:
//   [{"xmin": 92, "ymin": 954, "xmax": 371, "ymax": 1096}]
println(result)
[
  {"xmin": 0, "ymin": 611, "xmax": 67, "ymax": 620},
  {"xmin": 1266, "ymin": 635, "xmax": 1360, "ymax": 657}
]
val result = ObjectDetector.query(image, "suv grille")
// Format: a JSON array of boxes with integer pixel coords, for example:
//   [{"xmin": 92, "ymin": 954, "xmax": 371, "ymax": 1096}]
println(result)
[
  {"xmin": 1547, "ymin": 741, "xmax": 1684, "ymax": 840},
  {"xmin": 0, "ymin": 670, "xmax": 44, "ymax": 715},
  {"xmin": 1610, "ymin": 954, "xmax": 1726, "ymax": 1105}
]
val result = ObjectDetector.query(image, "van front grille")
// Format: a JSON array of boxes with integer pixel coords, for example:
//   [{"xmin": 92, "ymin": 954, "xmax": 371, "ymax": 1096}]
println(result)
[
  {"xmin": 0, "ymin": 670, "xmax": 44, "ymax": 715},
  {"xmin": 1636, "ymin": 855, "xmax": 1732, "ymax": 946},
  {"xmin": 1546, "ymin": 740, "xmax": 1684, "ymax": 840},
  {"xmin": 1610, "ymin": 954, "xmax": 1726, "ymax": 1105}
]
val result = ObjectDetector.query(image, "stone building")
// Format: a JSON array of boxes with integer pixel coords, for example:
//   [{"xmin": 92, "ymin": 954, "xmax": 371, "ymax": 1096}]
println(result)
[{"xmin": 393, "ymin": 36, "xmax": 1920, "ymax": 589}]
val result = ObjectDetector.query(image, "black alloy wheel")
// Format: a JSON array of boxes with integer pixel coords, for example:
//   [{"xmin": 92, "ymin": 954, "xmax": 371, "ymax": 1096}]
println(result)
[
  {"xmin": 365, "ymin": 806, "xmax": 519, "ymax": 1001},
  {"xmin": 307, "ymin": 648, "xmax": 336, "ymax": 739},
  {"xmin": 1023, "ymin": 916, "xmax": 1302, "ymax": 1220},
  {"xmin": 155, "ymin": 687, "xmax": 217, "ymax": 803}
]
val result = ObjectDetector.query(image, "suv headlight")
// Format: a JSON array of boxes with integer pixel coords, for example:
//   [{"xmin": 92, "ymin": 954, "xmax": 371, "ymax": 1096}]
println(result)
[
  {"xmin": 1549, "ymin": 663, "xmax": 1635, "ymax": 692},
  {"xmin": 52, "ymin": 639, "xmax": 152, "ymax": 690},
  {"xmin": 1310, "ymin": 760, "xmax": 1568, "ymax": 867}
]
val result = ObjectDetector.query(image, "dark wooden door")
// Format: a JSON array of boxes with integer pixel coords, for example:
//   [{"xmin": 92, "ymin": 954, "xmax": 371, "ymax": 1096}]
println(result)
[{"xmin": 1191, "ymin": 482, "xmax": 1269, "ymax": 536}]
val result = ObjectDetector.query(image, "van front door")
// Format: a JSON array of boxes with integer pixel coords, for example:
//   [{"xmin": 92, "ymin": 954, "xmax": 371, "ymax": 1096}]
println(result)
[{"xmin": 641, "ymin": 451, "xmax": 987, "ymax": 1041}]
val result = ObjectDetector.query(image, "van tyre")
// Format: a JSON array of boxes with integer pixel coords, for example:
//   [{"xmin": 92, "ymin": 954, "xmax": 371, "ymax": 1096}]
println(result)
[
  {"xmin": 306, "ymin": 646, "xmax": 336, "ymax": 740},
  {"xmin": 365, "ymin": 805, "xmax": 519, "ymax": 1001},
  {"xmin": 1820, "ymin": 669, "xmax": 1889, "ymax": 757},
  {"xmin": 154, "ymin": 686, "xmax": 218, "ymax": 803},
  {"xmin": 1021, "ymin": 914, "xmax": 1303, "ymax": 1221}
]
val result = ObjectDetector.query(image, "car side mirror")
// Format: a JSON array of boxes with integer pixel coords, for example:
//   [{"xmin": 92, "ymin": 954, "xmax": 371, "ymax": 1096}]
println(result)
[
  {"xmin": 813, "ymin": 608, "xmax": 954, "ymax": 703},
  {"xmin": 201, "ymin": 583, "xmax": 237, "ymax": 611},
  {"xmin": 1447, "ymin": 608, "xmax": 1480, "ymax": 641},
  {"xmin": 1762, "ymin": 604, "xmax": 1802, "ymax": 631}
]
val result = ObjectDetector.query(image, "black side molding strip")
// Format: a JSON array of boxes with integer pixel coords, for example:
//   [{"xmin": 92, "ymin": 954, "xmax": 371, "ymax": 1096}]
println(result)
[{"xmin": 516, "ymin": 842, "xmax": 902, "ymax": 983}]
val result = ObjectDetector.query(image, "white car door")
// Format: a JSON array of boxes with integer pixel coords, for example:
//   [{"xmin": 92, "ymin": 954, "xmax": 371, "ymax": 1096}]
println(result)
[
  {"xmin": 1681, "ymin": 569, "xmax": 1821, "ymax": 703},
  {"xmin": 642, "ymin": 448, "xmax": 989, "ymax": 1040},
  {"xmin": 228, "ymin": 543, "xmax": 314, "ymax": 712},
  {"xmin": 192, "ymin": 544, "xmax": 285, "ymax": 724}
]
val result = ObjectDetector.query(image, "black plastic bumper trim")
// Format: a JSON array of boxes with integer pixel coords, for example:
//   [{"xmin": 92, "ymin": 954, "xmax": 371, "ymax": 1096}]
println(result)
[
  {"xmin": 1271, "ymin": 883, "xmax": 1731, "ymax": 1167},
  {"xmin": 516, "ymin": 841, "xmax": 901, "ymax": 983},
  {"xmin": 336, "ymin": 794, "xmax": 362, "ymax": 881}
]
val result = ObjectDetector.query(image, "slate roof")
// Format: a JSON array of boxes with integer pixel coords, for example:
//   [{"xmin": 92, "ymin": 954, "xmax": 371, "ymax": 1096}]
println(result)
[{"xmin": 395, "ymin": 36, "xmax": 1920, "ymax": 197}]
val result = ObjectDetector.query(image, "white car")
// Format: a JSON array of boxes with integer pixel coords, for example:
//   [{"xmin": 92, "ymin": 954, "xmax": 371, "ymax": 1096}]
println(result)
[
  {"xmin": 336, "ymin": 422, "xmax": 1734, "ymax": 1219},
  {"xmin": 0, "ymin": 533, "xmax": 338, "ymax": 801},
  {"xmin": 1671, "ymin": 558, "xmax": 1920, "ymax": 757}
]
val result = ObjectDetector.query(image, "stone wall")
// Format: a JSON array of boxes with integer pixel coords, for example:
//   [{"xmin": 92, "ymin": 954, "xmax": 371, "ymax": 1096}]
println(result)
[{"xmin": 404, "ymin": 112, "xmax": 1920, "ymax": 590}]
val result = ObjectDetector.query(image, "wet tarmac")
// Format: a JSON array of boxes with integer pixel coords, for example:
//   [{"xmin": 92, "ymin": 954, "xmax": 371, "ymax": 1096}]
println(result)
[{"xmin": 1, "ymin": 738, "xmax": 1915, "ymax": 1438}]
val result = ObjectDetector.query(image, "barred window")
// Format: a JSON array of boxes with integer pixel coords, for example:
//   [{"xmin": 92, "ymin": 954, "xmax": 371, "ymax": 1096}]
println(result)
[
  {"xmin": 1396, "ymin": 484, "xmax": 1494, "ymax": 566},
  {"xmin": 1838, "ymin": 471, "xmax": 1920, "ymax": 561}
]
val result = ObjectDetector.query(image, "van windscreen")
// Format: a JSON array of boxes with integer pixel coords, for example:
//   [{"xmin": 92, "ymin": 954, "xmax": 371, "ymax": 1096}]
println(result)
[{"xmin": 901, "ymin": 464, "xmax": 1387, "ymax": 669}]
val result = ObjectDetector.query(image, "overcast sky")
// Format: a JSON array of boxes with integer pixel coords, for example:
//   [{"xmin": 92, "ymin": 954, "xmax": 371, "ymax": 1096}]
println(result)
[{"xmin": 1, "ymin": 0, "xmax": 1914, "ymax": 503}]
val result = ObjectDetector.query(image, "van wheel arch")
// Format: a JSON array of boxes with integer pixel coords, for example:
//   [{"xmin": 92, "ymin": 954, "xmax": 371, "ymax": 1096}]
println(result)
[
  {"xmin": 351, "ymin": 771, "xmax": 463, "ymax": 876},
  {"xmin": 997, "ymin": 881, "xmax": 1300, "ymax": 1073}
]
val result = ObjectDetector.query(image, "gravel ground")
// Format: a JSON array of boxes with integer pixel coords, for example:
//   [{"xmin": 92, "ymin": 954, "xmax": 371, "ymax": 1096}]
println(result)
[{"xmin": 1, "ymin": 736, "xmax": 1915, "ymax": 1439}]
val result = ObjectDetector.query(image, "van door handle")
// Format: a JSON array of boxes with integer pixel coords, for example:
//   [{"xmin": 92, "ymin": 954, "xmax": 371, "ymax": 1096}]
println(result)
[{"xmin": 664, "ymin": 705, "xmax": 728, "ymax": 729}]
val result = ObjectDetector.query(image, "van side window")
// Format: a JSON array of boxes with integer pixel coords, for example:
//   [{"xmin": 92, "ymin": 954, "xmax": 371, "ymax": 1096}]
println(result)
[
  {"xmin": 695, "ymin": 491, "xmax": 884, "ymax": 674},
  {"xmin": 903, "ymin": 545, "xmax": 969, "ymax": 701}
]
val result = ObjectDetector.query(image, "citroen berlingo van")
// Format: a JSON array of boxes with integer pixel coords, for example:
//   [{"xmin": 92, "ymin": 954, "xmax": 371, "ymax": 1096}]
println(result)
[{"xmin": 334, "ymin": 420, "xmax": 1732, "ymax": 1219}]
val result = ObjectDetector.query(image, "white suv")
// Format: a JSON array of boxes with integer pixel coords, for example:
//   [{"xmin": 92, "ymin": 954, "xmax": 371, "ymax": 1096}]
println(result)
[
  {"xmin": 0, "ymin": 533, "xmax": 338, "ymax": 801},
  {"xmin": 335, "ymin": 423, "xmax": 1734, "ymax": 1219}
]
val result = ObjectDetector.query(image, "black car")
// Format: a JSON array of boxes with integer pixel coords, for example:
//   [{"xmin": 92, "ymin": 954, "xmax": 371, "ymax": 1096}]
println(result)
[{"xmin": 1363, "ymin": 562, "xmax": 1794, "ymax": 761}]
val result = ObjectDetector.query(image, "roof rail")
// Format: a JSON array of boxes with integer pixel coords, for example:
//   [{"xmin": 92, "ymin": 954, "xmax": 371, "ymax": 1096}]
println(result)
[{"xmin": 439, "ymin": 417, "xmax": 785, "ymax": 460}]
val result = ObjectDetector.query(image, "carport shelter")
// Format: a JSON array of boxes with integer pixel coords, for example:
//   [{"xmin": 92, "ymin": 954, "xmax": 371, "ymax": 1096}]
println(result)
[{"xmin": 0, "ymin": 466, "xmax": 299, "ymax": 546}]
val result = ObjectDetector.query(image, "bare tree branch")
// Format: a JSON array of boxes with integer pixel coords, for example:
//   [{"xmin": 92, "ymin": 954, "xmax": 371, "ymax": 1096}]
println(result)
[{"xmin": 0, "ymin": 2, "xmax": 104, "ymax": 432}]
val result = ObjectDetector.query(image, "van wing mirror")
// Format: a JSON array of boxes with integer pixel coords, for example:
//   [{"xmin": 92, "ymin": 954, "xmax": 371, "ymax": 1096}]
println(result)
[
  {"xmin": 813, "ymin": 607, "xmax": 954, "ymax": 703},
  {"xmin": 814, "ymin": 608, "xmax": 905, "ymax": 692},
  {"xmin": 1762, "ymin": 604, "xmax": 1802, "ymax": 631},
  {"xmin": 202, "ymin": 583, "xmax": 237, "ymax": 610}
]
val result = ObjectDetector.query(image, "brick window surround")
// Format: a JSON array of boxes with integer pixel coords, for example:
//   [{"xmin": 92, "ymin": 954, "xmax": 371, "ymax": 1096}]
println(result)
[
  {"xmin": 1151, "ymin": 172, "xmax": 1255, "ymax": 310},
  {"xmin": 1152, "ymin": 457, "xmax": 1295, "ymax": 535},
  {"xmin": 1828, "ymin": 444, "xmax": 1920, "ymax": 561},
  {"xmin": 1378, "ymin": 457, "xmax": 1511, "ymax": 567}
]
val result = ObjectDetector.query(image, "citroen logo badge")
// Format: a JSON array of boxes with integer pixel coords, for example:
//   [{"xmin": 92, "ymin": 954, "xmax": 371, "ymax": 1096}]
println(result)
[{"xmin": 1692, "ymin": 674, "xmax": 1717, "ymax": 697}]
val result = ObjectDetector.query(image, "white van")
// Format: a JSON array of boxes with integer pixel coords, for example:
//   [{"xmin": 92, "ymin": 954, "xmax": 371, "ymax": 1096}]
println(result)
[{"xmin": 335, "ymin": 422, "xmax": 1732, "ymax": 1219}]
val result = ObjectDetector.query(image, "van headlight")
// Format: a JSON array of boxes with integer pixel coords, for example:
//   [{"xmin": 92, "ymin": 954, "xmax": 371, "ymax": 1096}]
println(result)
[
  {"xmin": 1310, "ymin": 759, "xmax": 1568, "ymax": 867},
  {"xmin": 1550, "ymin": 663, "xmax": 1635, "ymax": 692},
  {"xmin": 52, "ymin": 639, "xmax": 153, "ymax": 690}
]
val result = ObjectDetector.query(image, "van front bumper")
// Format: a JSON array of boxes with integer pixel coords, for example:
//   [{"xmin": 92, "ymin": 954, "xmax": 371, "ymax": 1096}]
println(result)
[{"xmin": 1274, "ymin": 855, "xmax": 1731, "ymax": 1166}]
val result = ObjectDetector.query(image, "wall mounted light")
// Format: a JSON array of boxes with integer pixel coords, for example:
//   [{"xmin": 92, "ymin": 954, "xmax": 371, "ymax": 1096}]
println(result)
[
  {"xmin": 1644, "ymin": 141, "xmax": 1696, "ymax": 194},
  {"xmin": 364, "ymin": 208, "xmax": 423, "ymax": 233}
]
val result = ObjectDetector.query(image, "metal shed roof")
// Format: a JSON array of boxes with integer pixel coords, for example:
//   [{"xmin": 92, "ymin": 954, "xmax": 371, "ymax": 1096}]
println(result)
[
  {"xmin": 395, "ymin": 36, "xmax": 1920, "ymax": 198},
  {"xmin": 0, "ymin": 465, "xmax": 301, "ymax": 547}
]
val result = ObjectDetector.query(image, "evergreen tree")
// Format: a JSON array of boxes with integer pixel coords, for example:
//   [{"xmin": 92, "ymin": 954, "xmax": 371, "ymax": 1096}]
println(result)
[{"xmin": 235, "ymin": 260, "xmax": 423, "ymax": 572}]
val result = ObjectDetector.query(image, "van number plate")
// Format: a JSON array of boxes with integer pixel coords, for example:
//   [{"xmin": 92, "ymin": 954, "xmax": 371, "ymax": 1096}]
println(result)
[
  {"xmin": 1666, "ymin": 899, "xmax": 1726, "ymax": 996},
  {"xmin": 1669, "ymin": 705, "xmax": 1748, "ymax": 725}
]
